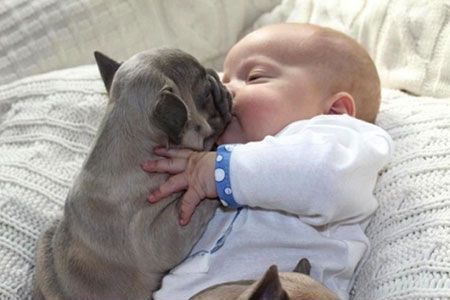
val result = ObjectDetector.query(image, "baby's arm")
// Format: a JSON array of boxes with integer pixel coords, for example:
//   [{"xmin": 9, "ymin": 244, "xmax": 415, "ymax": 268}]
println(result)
[
  {"xmin": 144, "ymin": 115, "xmax": 393, "ymax": 226},
  {"xmin": 221, "ymin": 115, "xmax": 393, "ymax": 225}
]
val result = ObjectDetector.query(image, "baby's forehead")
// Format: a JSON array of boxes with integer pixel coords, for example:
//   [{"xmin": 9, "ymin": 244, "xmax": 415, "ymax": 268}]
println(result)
[
  {"xmin": 234, "ymin": 26, "xmax": 364, "ymax": 72},
  {"xmin": 224, "ymin": 25, "xmax": 332, "ymax": 70}
]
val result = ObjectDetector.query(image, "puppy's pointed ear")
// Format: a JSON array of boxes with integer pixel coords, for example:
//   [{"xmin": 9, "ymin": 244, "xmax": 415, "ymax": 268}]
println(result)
[
  {"xmin": 94, "ymin": 51, "xmax": 121, "ymax": 94},
  {"xmin": 293, "ymin": 258, "xmax": 311, "ymax": 275},
  {"xmin": 153, "ymin": 91, "xmax": 188, "ymax": 145},
  {"xmin": 249, "ymin": 265, "xmax": 289, "ymax": 300}
]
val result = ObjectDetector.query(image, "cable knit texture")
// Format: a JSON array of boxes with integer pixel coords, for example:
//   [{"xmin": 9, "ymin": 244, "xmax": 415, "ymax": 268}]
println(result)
[
  {"xmin": 0, "ymin": 66, "xmax": 449, "ymax": 299},
  {"xmin": 0, "ymin": 66, "xmax": 106, "ymax": 299},
  {"xmin": 352, "ymin": 90, "xmax": 450, "ymax": 299},
  {"xmin": 0, "ymin": 0, "xmax": 280, "ymax": 85}
]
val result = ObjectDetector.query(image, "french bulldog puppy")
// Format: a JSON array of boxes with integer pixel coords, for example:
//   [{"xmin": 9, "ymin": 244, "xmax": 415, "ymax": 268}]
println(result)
[
  {"xmin": 33, "ymin": 48, "xmax": 231, "ymax": 300},
  {"xmin": 191, "ymin": 259, "xmax": 340, "ymax": 300}
]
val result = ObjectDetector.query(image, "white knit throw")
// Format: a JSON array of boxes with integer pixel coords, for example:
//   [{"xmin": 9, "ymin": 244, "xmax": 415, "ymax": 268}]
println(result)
[
  {"xmin": 351, "ymin": 90, "xmax": 450, "ymax": 300},
  {"xmin": 0, "ymin": 66, "xmax": 449, "ymax": 299},
  {"xmin": 0, "ymin": 66, "xmax": 106, "ymax": 299},
  {"xmin": 0, "ymin": 0, "xmax": 280, "ymax": 86}
]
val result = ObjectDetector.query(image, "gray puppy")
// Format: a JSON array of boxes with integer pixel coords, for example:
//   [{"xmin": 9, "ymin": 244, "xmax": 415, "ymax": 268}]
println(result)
[{"xmin": 33, "ymin": 48, "xmax": 232, "ymax": 300}]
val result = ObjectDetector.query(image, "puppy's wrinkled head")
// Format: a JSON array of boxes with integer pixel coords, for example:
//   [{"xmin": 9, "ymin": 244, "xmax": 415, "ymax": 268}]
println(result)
[{"xmin": 95, "ymin": 49, "xmax": 231, "ymax": 150}]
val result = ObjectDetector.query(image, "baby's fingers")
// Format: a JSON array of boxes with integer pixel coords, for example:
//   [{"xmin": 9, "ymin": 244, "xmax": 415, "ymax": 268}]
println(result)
[
  {"xmin": 179, "ymin": 188, "xmax": 203, "ymax": 226},
  {"xmin": 142, "ymin": 158, "xmax": 187, "ymax": 174},
  {"xmin": 148, "ymin": 173, "xmax": 187, "ymax": 203},
  {"xmin": 154, "ymin": 147, "xmax": 193, "ymax": 159}
]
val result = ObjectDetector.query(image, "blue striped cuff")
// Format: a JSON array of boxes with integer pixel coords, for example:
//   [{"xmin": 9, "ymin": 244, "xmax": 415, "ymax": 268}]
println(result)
[{"xmin": 215, "ymin": 144, "xmax": 241, "ymax": 209}]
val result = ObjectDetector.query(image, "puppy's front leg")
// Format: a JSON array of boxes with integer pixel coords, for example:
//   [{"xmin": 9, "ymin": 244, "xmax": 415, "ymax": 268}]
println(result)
[{"xmin": 130, "ymin": 196, "xmax": 218, "ymax": 292}]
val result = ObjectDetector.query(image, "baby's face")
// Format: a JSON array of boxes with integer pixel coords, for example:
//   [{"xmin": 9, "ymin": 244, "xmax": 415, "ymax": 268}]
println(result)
[{"xmin": 219, "ymin": 25, "xmax": 326, "ymax": 144}]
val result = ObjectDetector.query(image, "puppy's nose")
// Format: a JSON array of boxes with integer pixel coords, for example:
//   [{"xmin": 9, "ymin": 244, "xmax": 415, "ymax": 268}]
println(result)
[
  {"xmin": 207, "ymin": 73, "xmax": 232, "ymax": 119},
  {"xmin": 224, "ymin": 83, "xmax": 235, "ymax": 98},
  {"xmin": 221, "ymin": 84, "xmax": 232, "ymax": 117},
  {"xmin": 223, "ymin": 82, "xmax": 236, "ymax": 98},
  {"xmin": 222, "ymin": 85, "xmax": 231, "ymax": 101}
]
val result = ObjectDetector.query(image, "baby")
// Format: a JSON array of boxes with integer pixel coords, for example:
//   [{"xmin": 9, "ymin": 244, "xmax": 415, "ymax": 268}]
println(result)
[{"xmin": 143, "ymin": 23, "xmax": 393, "ymax": 299}]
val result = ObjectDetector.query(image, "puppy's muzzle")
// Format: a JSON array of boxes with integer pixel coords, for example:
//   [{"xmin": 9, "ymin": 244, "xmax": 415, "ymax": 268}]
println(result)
[{"xmin": 207, "ymin": 69, "xmax": 232, "ymax": 124}]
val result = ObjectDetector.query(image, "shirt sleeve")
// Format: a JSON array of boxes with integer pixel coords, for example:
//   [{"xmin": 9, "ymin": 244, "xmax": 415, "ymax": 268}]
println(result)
[
  {"xmin": 215, "ymin": 144, "xmax": 242, "ymax": 208},
  {"xmin": 221, "ymin": 115, "xmax": 394, "ymax": 226}
]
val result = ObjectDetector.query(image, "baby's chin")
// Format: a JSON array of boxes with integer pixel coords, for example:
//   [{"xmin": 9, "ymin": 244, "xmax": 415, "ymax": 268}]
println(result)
[{"xmin": 217, "ymin": 117, "xmax": 247, "ymax": 145}]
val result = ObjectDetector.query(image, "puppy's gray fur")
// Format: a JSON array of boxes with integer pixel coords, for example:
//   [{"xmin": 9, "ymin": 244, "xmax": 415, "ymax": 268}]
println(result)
[{"xmin": 33, "ymin": 48, "xmax": 231, "ymax": 300}]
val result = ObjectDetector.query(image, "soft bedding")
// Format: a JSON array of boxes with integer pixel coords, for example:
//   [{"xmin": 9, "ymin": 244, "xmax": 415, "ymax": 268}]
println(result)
[
  {"xmin": 1, "ymin": 0, "xmax": 450, "ymax": 299},
  {"xmin": 0, "ymin": 0, "xmax": 280, "ymax": 85},
  {"xmin": 0, "ymin": 66, "xmax": 106, "ymax": 299}
]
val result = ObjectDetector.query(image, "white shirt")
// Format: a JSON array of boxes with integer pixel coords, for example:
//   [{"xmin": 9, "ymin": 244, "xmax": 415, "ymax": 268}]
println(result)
[{"xmin": 154, "ymin": 115, "xmax": 394, "ymax": 300}]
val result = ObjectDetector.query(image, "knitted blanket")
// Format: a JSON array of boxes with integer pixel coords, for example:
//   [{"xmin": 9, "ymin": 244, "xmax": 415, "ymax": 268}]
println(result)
[
  {"xmin": 0, "ymin": 0, "xmax": 280, "ymax": 85},
  {"xmin": 1, "ymin": 65, "xmax": 449, "ymax": 299},
  {"xmin": 352, "ymin": 90, "xmax": 450, "ymax": 299},
  {"xmin": 0, "ymin": 66, "xmax": 106, "ymax": 299}
]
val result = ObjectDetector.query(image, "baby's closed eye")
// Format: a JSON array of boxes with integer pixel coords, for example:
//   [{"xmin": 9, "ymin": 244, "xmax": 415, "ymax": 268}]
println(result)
[{"xmin": 246, "ymin": 71, "xmax": 269, "ymax": 83}]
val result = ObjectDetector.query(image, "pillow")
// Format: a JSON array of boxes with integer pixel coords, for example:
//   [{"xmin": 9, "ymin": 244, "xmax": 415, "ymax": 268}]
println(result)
[
  {"xmin": 351, "ymin": 89, "xmax": 450, "ymax": 299},
  {"xmin": 0, "ymin": 65, "xmax": 106, "ymax": 299},
  {"xmin": 251, "ymin": 0, "xmax": 450, "ymax": 98},
  {"xmin": 0, "ymin": 0, "xmax": 280, "ymax": 85}
]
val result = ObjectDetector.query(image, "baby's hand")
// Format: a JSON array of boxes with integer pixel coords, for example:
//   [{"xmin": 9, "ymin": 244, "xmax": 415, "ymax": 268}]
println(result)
[{"xmin": 142, "ymin": 148, "xmax": 217, "ymax": 226}]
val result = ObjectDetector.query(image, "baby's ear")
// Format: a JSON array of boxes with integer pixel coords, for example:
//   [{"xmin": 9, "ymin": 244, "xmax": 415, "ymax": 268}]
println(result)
[
  {"xmin": 94, "ymin": 51, "xmax": 121, "ymax": 94},
  {"xmin": 153, "ymin": 90, "xmax": 188, "ymax": 145},
  {"xmin": 326, "ymin": 92, "xmax": 355, "ymax": 117}
]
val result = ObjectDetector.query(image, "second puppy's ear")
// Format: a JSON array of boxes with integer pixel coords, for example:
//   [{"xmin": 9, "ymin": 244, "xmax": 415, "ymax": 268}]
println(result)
[
  {"xmin": 248, "ymin": 265, "xmax": 289, "ymax": 300},
  {"xmin": 293, "ymin": 258, "xmax": 311, "ymax": 275},
  {"xmin": 94, "ymin": 51, "xmax": 121, "ymax": 94},
  {"xmin": 153, "ymin": 91, "xmax": 188, "ymax": 145}
]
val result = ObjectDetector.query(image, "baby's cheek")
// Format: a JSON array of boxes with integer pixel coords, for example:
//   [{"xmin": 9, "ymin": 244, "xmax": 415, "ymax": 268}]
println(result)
[
  {"xmin": 231, "ymin": 90, "xmax": 277, "ymax": 141},
  {"xmin": 246, "ymin": 105, "xmax": 277, "ymax": 141}
]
